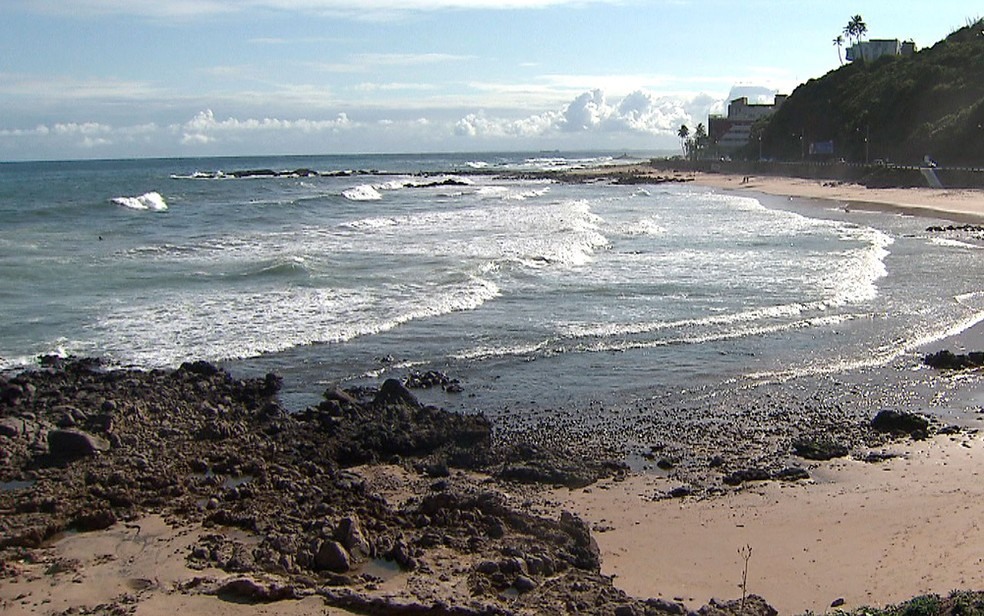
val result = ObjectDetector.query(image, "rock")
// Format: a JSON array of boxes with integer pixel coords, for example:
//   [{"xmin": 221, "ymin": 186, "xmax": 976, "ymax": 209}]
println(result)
[
  {"xmin": 323, "ymin": 387, "xmax": 358, "ymax": 407},
  {"xmin": 668, "ymin": 486, "xmax": 693, "ymax": 498},
  {"xmin": 476, "ymin": 560, "xmax": 499, "ymax": 575},
  {"xmin": 47, "ymin": 428, "xmax": 110, "ymax": 458},
  {"xmin": 773, "ymin": 467, "xmax": 810, "ymax": 481},
  {"xmin": 792, "ymin": 438, "xmax": 848, "ymax": 461},
  {"xmin": 831, "ymin": 597, "xmax": 846, "ymax": 608},
  {"xmin": 336, "ymin": 516, "xmax": 371, "ymax": 562},
  {"xmin": 645, "ymin": 598, "xmax": 687, "ymax": 615},
  {"xmin": 0, "ymin": 417, "xmax": 22, "ymax": 437},
  {"xmin": 373, "ymin": 379, "xmax": 421, "ymax": 408},
  {"xmin": 315, "ymin": 540, "xmax": 351, "ymax": 573},
  {"xmin": 215, "ymin": 577, "xmax": 300, "ymax": 602},
  {"xmin": 924, "ymin": 349, "xmax": 984, "ymax": 370},
  {"xmin": 871, "ymin": 410, "xmax": 930, "ymax": 435},
  {"xmin": 513, "ymin": 575, "xmax": 537, "ymax": 593},
  {"xmin": 72, "ymin": 509, "xmax": 117, "ymax": 532},
  {"xmin": 614, "ymin": 605, "xmax": 638, "ymax": 616},
  {"xmin": 722, "ymin": 468, "xmax": 771, "ymax": 486}
]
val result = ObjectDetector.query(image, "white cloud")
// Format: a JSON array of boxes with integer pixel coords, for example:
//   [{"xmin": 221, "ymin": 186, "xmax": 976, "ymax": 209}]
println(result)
[
  {"xmin": 0, "ymin": 87, "xmax": 741, "ymax": 159},
  {"xmin": 454, "ymin": 88, "xmax": 718, "ymax": 141}
]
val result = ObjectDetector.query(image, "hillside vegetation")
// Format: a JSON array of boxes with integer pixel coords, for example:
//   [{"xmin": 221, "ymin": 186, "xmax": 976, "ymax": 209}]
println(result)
[{"xmin": 753, "ymin": 19, "xmax": 984, "ymax": 165}]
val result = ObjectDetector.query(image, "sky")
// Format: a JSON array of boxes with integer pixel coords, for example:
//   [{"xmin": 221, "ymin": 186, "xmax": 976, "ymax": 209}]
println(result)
[{"xmin": 0, "ymin": 0, "xmax": 977, "ymax": 161}]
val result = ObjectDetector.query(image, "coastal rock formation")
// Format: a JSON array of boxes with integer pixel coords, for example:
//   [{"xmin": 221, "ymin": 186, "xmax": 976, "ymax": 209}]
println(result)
[
  {"xmin": 924, "ymin": 349, "xmax": 984, "ymax": 370},
  {"xmin": 0, "ymin": 358, "xmax": 674, "ymax": 614}
]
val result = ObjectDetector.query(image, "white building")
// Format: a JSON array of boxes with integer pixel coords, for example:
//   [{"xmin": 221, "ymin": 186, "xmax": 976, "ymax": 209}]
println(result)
[
  {"xmin": 708, "ymin": 95, "xmax": 787, "ymax": 153},
  {"xmin": 846, "ymin": 39, "xmax": 916, "ymax": 62}
]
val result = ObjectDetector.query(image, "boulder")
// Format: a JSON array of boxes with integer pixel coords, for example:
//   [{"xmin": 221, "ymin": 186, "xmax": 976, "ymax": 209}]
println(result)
[
  {"xmin": 315, "ymin": 540, "xmax": 351, "ymax": 573},
  {"xmin": 871, "ymin": 410, "xmax": 930, "ymax": 435},
  {"xmin": 336, "ymin": 516, "xmax": 371, "ymax": 562},
  {"xmin": 792, "ymin": 438, "xmax": 848, "ymax": 460},
  {"xmin": 373, "ymin": 379, "xmax": 421, "ymax": 408},
  {"xmin": 47, "ymin": 429, "xmax": 110, "ymax": 459}
]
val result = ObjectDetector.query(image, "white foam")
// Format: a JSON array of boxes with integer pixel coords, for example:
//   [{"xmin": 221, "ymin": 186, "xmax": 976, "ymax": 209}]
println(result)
[
  {"xmin": 342, "ymin": 185, "xmax": 383, "ymax": 201},
  {"xmin": 929, "ymin": 237, "xmax": 982, "ymax": 250},
  {"xmin": 111, "ymin": 191, "xmax": 168, "ymax": 211},
  {"xmin": 90, "ymin": 275, "xmax": 500, "ymax": 366}
]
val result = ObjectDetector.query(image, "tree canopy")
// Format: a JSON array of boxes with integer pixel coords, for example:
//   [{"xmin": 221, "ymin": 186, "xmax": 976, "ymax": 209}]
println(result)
[{"xmin": 747, "ymin": 19, "xmax": 984, "ymax": 165}]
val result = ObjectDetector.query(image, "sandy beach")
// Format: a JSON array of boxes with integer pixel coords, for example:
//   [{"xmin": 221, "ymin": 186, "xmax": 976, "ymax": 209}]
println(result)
[
  {"xmin": 554, "ymin": 433, "xmax": 984, "ymax": 615},
  {"xmin": 690, "ymin": 172, "xmax": 984, "ymax": 222}
]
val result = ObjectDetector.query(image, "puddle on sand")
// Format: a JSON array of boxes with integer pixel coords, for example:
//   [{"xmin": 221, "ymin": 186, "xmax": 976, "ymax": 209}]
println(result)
[{"xmin": 357, "ymin": 558, "xmax": 403, "ymax": 581}]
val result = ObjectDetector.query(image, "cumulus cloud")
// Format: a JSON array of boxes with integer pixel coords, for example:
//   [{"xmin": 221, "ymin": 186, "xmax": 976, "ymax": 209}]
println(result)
[{"xmin": 454, "ymin": 88, "xmax": 721, "ymax": 142}]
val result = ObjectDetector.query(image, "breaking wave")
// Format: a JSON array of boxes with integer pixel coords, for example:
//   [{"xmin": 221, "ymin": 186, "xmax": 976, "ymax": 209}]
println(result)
[{"xmin": 111, "ymin": 192, "xmax": 168, "ymax": 211}]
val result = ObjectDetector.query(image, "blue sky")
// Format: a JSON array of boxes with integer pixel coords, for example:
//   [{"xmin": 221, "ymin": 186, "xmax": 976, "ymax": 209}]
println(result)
[{"xmin": 0, "ymin": 0, "xmax": 977, "ymax": 160}]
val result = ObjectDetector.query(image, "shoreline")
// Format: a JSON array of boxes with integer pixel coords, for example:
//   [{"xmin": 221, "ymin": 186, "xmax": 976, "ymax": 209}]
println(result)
[
  {"xmin": 690, "ymin": 171, "xmax": 984, "ymax": 224},
  {"xmin": 549, "ymin": 163, "xmax": 984, "ymax": 223},
  {"xmin": 4, "ymin": 166, "xmax": 984, "ymax": 615}
]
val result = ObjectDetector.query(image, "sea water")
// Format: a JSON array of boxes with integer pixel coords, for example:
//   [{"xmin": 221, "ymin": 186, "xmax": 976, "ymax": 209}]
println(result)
[{"xmin": 2, "ymin": 153, "xmax": 983, "ymax": 420}]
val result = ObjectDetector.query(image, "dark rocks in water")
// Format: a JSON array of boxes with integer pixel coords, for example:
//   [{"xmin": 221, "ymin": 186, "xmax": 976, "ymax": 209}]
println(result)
[
  {"xmin": 406, "ymin": 178, "xmax": 472, "ymax": 189},
  {"xmin": 925, "ymin": 224, "xmax": 984, "ymax": 233},
  {"xmin": 47, "ymin": 428, "xmax": 110, "ymax": 459},
  {"xmin": 792, "ymin": 438, "xmax": 849, "ymax": 461},
  {"xmin": 373, "ymin": 379, "xmax": 421, "ymax": 409},
  {"xmin": 404, "ymin": 370, "xmax": 463, "ymax": 393},
  {"xmin": 924, "ymin": 349, "xmax": 984, "ymax": 370},
  {"xmin": 179, "ymin": 360, "xmax": 223, "ymax": 377},
  {"xmin": 871, "ymin": 410, "xmax": 930, "ymax": 436}
]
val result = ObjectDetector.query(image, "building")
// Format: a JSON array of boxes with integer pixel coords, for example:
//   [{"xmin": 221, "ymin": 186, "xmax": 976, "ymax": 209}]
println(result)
[
  {"xmin": 845, "ymin": 39, "xmax": 916, "ymax": 62},
  {"xmin": 708, "ymin": 95, "xmax": 787, "ymax": 154}
]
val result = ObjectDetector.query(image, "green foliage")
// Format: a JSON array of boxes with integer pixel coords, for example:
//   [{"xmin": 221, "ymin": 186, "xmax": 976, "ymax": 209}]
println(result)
[
  {"xmin": 750, "ymin": 19, "xmax": 984, "ymax": 165},
  {"xmin": 809, "ymin": 591, "xmax": 984, "ymax": 616}
]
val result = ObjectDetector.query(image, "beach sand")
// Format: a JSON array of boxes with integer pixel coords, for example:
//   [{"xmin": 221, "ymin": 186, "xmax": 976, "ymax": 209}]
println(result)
[
  {"xmin": 553, "ymin": 433, "xmax": 984, "ymax": 615},
  {"xmin": 690, "ymin": 172, "xmax": 984, "ymax": 222}
]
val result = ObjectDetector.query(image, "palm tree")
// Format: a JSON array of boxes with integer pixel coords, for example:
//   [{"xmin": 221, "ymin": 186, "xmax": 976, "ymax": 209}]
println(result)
[
  {"xmin": 677, "ymin": 124, "xmax": 690, "ymax": 156},
  {"xmin": 833, "ymin": 34, "xmax": 845, "ymax": 65},
  {"xmin": 694, "ymin": 123, "xmax": 708, "ymax": 159},
  {"xmin": 844, "ymin": 14, "xmax": 867, "ymax": 46}
]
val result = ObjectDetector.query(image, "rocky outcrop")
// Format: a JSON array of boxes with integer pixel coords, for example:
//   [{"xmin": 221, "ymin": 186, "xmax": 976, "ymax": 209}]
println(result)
[
  {"xmin": 871, "ymin": 410, "xmax": 930, "ymax": 437},
  {"xmin": 924, "ymin": 349, "xmax": 984, "ymax": 370},
  {"xmin": 0, "ymin": 358, "xmax": 696, "ymax": 615}
]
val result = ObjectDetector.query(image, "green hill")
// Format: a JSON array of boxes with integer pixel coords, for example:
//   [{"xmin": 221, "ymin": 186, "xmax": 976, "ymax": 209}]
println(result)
[{"xmin": 752, "ymin": 19, "xmax": 984, "ymax": 166}]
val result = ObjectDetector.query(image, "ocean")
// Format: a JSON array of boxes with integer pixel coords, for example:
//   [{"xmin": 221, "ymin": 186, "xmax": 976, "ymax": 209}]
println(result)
[{"xmin": 2, "ymin": 152, "xmax": 983, "ymax": 430}]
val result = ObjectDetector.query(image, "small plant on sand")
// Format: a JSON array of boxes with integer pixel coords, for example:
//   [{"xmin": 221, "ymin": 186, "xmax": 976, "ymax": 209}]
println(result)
[{"xmin": 738, "ymin": 544, "xmax": 753, "ymax": 612}]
